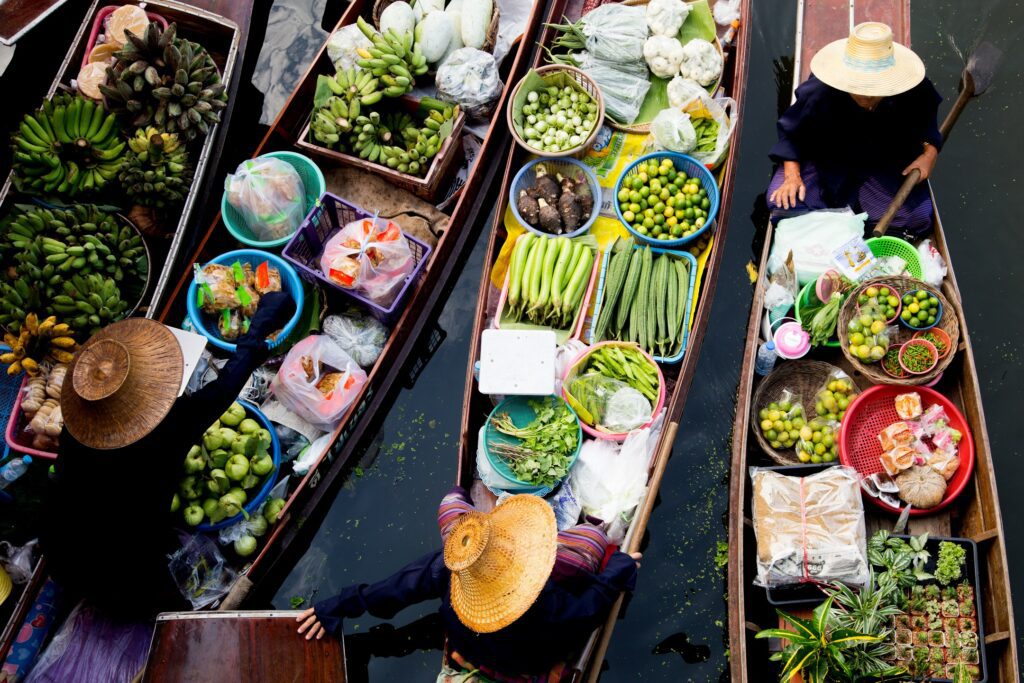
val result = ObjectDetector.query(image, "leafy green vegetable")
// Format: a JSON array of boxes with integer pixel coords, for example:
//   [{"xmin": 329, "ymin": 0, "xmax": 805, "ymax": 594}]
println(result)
[
  {"xmin": 490, "ymin": 398, "xmax": 578, "ymax": 488},
  {"xmin": 805, "ymin": 292, "xmax": 844, "ymax": 347},
  {"xmin": 935, "ymin": 541, "xmax": 967, "ymax": 585}
]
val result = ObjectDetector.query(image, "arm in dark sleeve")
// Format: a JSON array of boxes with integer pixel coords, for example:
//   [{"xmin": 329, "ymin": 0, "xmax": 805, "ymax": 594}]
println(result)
[
  {"xmin": 313, "ymin": 550, "xmax": 448, "ymax": 637},
  {"xmin": 769, "ymin": 78, "xmax": 821, "ymax": 163},
  {"xmin": 915, "ymin": 78, "xmax": 944, "ymax": 150},
  {"xmin": 538, "ymin": 551, "xmax": 638, "ymax": 632}
]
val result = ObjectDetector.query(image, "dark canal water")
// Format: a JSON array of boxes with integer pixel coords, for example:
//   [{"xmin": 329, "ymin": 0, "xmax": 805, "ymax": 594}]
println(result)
[{"xmin": 259, "ymin": 0, "xmax": 1024, "ymax": 680}]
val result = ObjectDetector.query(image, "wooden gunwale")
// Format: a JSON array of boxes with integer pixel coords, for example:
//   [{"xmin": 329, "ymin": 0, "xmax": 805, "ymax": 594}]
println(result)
[
  {"xmin": 455, "ymin": 0, "xmax": 752, "ymax": 678},
  {"xmin": 151, "ymin": 0, "xmax": 552, "ymax": 599},
  {"xmin": 726, "ymin": 2, "xmax": 1018, "ymax": 681}
]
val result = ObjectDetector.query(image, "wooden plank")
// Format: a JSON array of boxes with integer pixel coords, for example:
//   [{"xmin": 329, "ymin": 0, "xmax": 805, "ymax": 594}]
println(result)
[
  {"xmin": 142, "ymin": 612, "xmax": 345, "ymax": 682},
  {"xmin": 0, "ymin": 0, "xmax": 67, "ymax": 44}
]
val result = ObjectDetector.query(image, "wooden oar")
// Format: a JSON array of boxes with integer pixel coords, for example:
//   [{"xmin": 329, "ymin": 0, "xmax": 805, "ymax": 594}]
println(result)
[{"xmin": 872, "ymin": 41, "xmax": 1001, "ymax": 237}]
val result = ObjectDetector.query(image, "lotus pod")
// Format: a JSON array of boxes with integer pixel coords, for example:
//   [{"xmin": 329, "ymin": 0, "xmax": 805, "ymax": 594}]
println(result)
[{"xmin": 102, "ymin": 21, "xmax": 226, "ymax": 141}]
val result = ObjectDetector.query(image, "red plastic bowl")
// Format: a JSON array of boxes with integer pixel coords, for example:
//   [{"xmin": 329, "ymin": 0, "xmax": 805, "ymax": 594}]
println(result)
[{"xmin": 838, "ymin": 385, "xmax": 974, "ymax": 515}]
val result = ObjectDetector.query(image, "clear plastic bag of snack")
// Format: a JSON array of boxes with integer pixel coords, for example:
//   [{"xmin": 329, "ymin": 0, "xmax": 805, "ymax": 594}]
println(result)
[
  {"xmin": 750, "ymin": 466, "xmax": 869, "ymax": 588},
  {"xmin": 567, "ymin": 372, "xmax": 652, "ymax": 433},
  {"xmin": 846, "ymin": 301, "xmax": 894, "ymax": 363},
  {"xmin": 217, "ymin": 309, "xmax": 246, "ymax": 341},
  {"xmin": 811, "ymin": 368, "xmax": 859, "ymax": 424},
  {"xmin": 270, "ymin": 335, "xmax": 368, "ymax": 431},
  {"xmin": 321, "ymin": 311, "xmax": 388, "ymax": 368},
  {"xmin": 319, "ymin": 216, "xmax": 414, "ymax": 304},
  {"xmin": 224, "ymin": 156, "xmax": 306, "ymax": 242},
  {"xmin": 756, "ymin": 388, "xmax": 805, "ymax": 452},
  {"xmin": 797, "ymin": 416, "xmax": 840, "ymax": 464},
  {"xmin": 195, "ymin": 263, "xmax": 241, "ymax": 313},
  {"xmin": 248, "ymin": 260, "xmax": 282, "ymax": 296}
]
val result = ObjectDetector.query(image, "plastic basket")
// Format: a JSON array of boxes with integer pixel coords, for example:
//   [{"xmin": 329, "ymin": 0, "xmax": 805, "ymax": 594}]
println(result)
[
  {"xmin": 81, "ymin": 5, "xmax": 168, "ymax": 70},
  {"xmin": 0, "ymin": 346, "xmax": 22, "ymax": 460},
  {"xmin": 483, "ymin": 395, "xmax": 582, "ymax": 496},
  {"xmin": 186, "ymin": 249, "xmax": 305, "ymax": 353},
  {"xmin": 588, "ymin": 244, "xmax": 698, "ymax": 364},
  {"xmin": 899, "ymin": 288, "xmax": 944, "ymax": 331},
  {"xmin": 5, "ymin": 374, "xmax": 58, "ymax": 460},
  {"xmin": 196, "ymin": 400, "xmax": 282, "ymax": 532},
  {"xmin": 865, "ymin": 236, "xmax": 923, "ymax": 279},
  {"xmin": 613, "ymin": 152, "xmax": 719, "ymax": 248},
  {"xmin": 507, "ymin": 65, "xmax": 605, "ymax": 159},
  {"xmin": 561, "ymin": 341, "xmax": 666, "ymax": 442},
  {"xmin": 838, "ymin": 385, "xmax": 975, "ymax": 516},
  {"xmin": 222, "ymin": 151, "xmax": 326, "ymax": 249},
  {"xmin": 509, "ymin": 158, "xmax": 601, "ymax": 237},
  {"xmin": 282, "ymin": 192, "xmax": 432, "ymax": 325}
]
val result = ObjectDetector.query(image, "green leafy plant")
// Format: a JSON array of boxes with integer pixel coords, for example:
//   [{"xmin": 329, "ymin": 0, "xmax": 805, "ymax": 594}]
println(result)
[
  {"xmin": 935, "ymin": 540, "xmax": 967, "ymax": 586},
  {"xmin": 826, "ymin": 573, "xmax": 908, "ymax": 680}
]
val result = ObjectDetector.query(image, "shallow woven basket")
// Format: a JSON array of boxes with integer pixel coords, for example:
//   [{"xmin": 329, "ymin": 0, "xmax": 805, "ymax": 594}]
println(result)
[
  {"xmin": 372, "ymin": 0, "xmax": 500, "ymax": 56},
  {"xmin": 837, "ymin": 276, "xmax": 959, "ymax": 386},
  {"xmin": 750, "ymin": 360, "xmax": 864, "ymax": 465},
  {"xmin": 607, "ymin": 0, "xmax": 724, "ymax": 135},
  {"xmin": 507, "ymin": 64, "xmax": 604, "ymax": 158}
]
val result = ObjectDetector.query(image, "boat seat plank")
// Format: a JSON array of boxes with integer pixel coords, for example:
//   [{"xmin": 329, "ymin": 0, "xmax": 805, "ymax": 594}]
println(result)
[{"xmin": 798, "ymin": 0, "xmax": 910, "ymax": 86}]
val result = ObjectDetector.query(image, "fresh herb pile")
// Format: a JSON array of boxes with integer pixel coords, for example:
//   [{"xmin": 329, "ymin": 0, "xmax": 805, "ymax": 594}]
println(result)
[
  {"xmin": 490, "ymin": 398, "xmax": 579, "ymax": 488},
  {"xmin": 916, "ymin": 330, "xmax": 948, "ymax": 356}
]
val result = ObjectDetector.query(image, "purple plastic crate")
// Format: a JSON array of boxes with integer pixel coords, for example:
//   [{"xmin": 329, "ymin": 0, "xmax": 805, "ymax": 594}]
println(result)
[{"xmin": 282, "ymin": 192, "xmax": 432, "ymax": 325}]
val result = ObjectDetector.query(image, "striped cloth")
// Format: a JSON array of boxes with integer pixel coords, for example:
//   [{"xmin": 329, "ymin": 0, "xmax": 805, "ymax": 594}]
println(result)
[
  {"xmin": 438, "ymin": 487, "xmax": 609, "ymax": 578},
  {"xmin": 766, "ymin": 162, "xmax": 933, "ymax": 238}
]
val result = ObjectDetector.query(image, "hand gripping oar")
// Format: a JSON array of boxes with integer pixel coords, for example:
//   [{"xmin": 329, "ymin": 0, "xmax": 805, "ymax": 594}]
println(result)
[{"xmin": 872, "ymin": 41, "xmax": 1002, "ymax": 237}]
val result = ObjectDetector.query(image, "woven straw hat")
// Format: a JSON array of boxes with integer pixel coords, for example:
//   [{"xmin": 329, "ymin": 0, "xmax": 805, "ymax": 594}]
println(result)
[
  {"xmin": 62, "ymin": 318, "xmax": 183, "ymax": 450},
  {"xmin": 811, "ymin": 22, "xmax": 926, "ymax": 97},
  {"xmin": 444, "ymin": 495, "xmax": 557, "ymax": 633}
]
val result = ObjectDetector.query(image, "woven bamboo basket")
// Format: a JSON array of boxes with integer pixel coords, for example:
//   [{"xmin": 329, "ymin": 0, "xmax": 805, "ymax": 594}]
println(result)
[
  {"xmin": 372, "ymin": 0, "xmax": 500, "ymax": 56},
  {"xmin": 506, "ymin": 64, "xmax": 604, "ymax": 158},
  {"xmin": 837, "ymin": 276, "xmax": 959, "ymax": 386},
  {"xmin": 606, "ymin": 0, "xmax": 724, "ymax": 134},
  {"xmin": 750, "ymin": 360, "xmax": 864, "ymax": 465}
]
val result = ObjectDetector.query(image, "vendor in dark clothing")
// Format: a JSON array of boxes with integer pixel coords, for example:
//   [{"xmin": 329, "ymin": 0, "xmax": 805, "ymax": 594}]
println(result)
[
  {"xmin": 297, "ymin": 487, "xmax": 641, "ymax": 681},
  {"xmin": 41, "ymin": 292, "xmax": 294, "ymax": 617},
  {"xmin": 767, "ymin": 22, "xmax": 942, "ymax": 237}
]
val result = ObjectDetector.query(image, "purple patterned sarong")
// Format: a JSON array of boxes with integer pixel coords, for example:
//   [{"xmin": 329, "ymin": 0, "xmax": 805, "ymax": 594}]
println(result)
[{"xmin": 767, "ymin": 162, "xmax": 933, "ymax": 237}]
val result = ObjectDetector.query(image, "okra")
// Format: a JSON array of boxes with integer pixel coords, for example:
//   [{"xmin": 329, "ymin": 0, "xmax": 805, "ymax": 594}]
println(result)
[
  {"xmin": 655, "ymin": 255, "xmax": 668, "ymax": 356},
  {"xmin": 593, "ymin": 239, "xmax": 632, "ymax": 342},
  {"xmin": 616, "ymin": 247, "xmax": 643, "ymax": 337},
  {"xmin": 675, "ymin": 259, "xmax": 690, "ymax": 340},
  {"xmin": 633, "ymin": 247, "xmax": 653, "ymax": 350},
  {"xmin": 666, "ymin": 256, "xmax": 678, "ymax": 354}
]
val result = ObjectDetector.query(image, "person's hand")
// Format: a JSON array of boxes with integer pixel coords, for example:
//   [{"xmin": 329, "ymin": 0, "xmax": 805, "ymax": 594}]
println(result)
[
  {"xmin": 246, "ymin": 291, "xmax": 295, "ymax": 338},
  {"xmin": 769, "ymin": 173, "xmax": 806, "ymax": 210},
  {"xmin": 629, "ymin": 552, "xmax": 643, "ymax": 569},
  {"xmin": 903, "ymin": 145, "xmax": 938, "ymax": 183},
  {"xmin": 296, "ymin": 607, "xmax": 326, "ymax": 641}
]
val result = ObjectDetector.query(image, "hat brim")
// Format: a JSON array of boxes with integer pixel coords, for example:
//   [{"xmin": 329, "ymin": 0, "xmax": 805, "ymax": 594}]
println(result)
[
  {"xmin": 810, "ymin": 38, "xmax": 926, "ymax": 97},
  {"xmin": 447, "ymin": 496, "xmax": 557, "ymax": 634},
  {"xmin": 62, "ymin": 319, "xmax": 183, "ymax": 450}
]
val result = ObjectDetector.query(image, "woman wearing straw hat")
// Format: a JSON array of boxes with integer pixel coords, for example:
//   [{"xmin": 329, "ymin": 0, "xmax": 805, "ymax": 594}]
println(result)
[
  {"xmin": 40, "ymin": 293, "xmax": 294, "ymax": 616},
  {"xmin": 767, "ymin": 22, "xmax": 942, "ymax": 237},
  {"xmin": 296, "ymin": 487, "xmax": 641, "ymax": 681}
]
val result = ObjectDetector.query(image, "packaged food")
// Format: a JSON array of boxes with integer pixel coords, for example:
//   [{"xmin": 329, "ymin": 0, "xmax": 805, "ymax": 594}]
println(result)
[
  {"xmin": 895, "ymin": 392, "xmax": 923, "ymax": 420},
  {"xmin": 811, "ymin": 368, "xmax": 859, "ymax": 424},
  {"xmin": 894, "ymin": 465, "xmax": 947, "ymax": 508},
  {"xmin": 879, "ymin": 421, "xmax": 914, "ymax": 451},
  {"xmin": 270, "ymin": 335, "xmax": 368, "ymax": 431},
  {"xmin": 319, "ymin": 216, "xmax": 414, "ymax": 304},
  {"xmin": 750, "ymin": 466, "xmax": 869, "ymax": 588},
  {"xmin": 880, "ymin": 445, "xmax": 916, "ymax": 476},
  {"xmin": 196, "ymin": 263, "xmax": 241, "ymax": 313},
  {"xmin": 251, "ymin": 260, "xmax": 282, "ymax": 295},
  {"xmin": 217, "ymin": 309, "xmax": 245, "ymax": 341},
  {"xmin": 224, "ymin": 156, "xmax": 306, "ymax": 242},
  {"xmin": 755, "ymin": 388, "xmax": 805, "ymax": 453}
]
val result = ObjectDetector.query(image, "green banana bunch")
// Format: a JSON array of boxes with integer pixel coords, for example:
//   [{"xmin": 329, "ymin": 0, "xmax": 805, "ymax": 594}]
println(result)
[
  {"xmin": 50, "ymin": 273, "xmax": 130, "ymax": 335},
  {"xmin": 10, "ymin": 93, "xmax": 126, "ymax": 197},
  {"xmin": 377, "ymin": 101, "xmax": 460, "ymax": 177},
  {"xmin": 354, "ymin": 16, "xmax": 428, "ymax": 97},
  {"xmin": 310, "ymin": 67, "xmax": 384, "ymax": 148},
  {"xmin": 119, "ymin": 126, "xmax": 193, "ymax": 208}
]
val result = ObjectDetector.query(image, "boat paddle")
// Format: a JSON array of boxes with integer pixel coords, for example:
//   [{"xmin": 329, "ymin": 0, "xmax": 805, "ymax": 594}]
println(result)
[{"xmin": 872, "ymin": 41, "xmax": 1002, "ymax": 237}]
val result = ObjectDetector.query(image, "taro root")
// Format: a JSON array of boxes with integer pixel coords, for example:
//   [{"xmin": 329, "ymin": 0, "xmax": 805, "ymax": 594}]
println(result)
[
  {"xmin": 572, "ymin": 175, "xmax": 594, "ymax": 215},
  {"xmin": 529, "ymin": 165, "xmax": 560, "ymax": 204},
  {"xmin": 557, "ymin": 190, "xmax": 582, "ymax": 232},
  {"xmin": 537, "ymin": 198, "xmax": 562, "ymax": 234},
  {"xmin": 517, "ymin": 190, "xmax": 540, "ymax": 225}
]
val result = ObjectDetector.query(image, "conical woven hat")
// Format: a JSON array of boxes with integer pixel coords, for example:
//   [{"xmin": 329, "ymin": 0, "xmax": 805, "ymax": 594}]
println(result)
[
  {"xmin": 444, "ymin": 495, "xmax": 557, "ymax": 633},
  {"xmin": 0, "ymin": 567, "xmax": 10, "ymax": 607},
  {"xmin": 62, "ymin": 318, "xmax": 183, "ymax": 450},
  {"xmin": 811, "ymin": 22, "xmax": 926, "ymax": 97}
]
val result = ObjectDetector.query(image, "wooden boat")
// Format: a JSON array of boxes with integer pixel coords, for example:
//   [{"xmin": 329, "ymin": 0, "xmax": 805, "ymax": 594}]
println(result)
[
  {"xmin": 0, "ymin": 0, "xmax": 71, "ymax": 45},
  {"xmin": 451, "ymin": 1, "xmax": 752, "ymax": 679},
  {"xmin": 0, "ymin": 0, "xmax": 249, "ymax": 318},
  {"xmin": 149, "ymin": 0, "xmax": 552, "ymax": 606},
  {"xmin": 140, "ymin": 611, "xmax": 346, "ymax": 682},
  {"xmin": 0, "ymin": 0, "xmax": 254, "ymax": 664},
  {"xmin": 726, "ymin": 2, "xmax": 1020, "ymax": 681}
]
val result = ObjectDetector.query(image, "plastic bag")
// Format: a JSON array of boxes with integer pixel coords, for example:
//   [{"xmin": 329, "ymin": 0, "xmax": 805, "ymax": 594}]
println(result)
[
  {"xmin": 713, "ymin": 0, "xmax": 741, "ymax": 25},
  {"xmin": 750, "ymin": 466, "xmax": 868, "ymax": 589},
  {"xmin": 436, "ymin": 48, "xmax": 503, "ymax": 119},
  {"xmin": 811, "ymin": 368, "xmax": 859, "ymax": 424},
  {"xmin": 580, "ymin": 4, "xmax": 649, "ymax": 63},
  {"xmin": 767, "ymin": 208, "xmax": 867, "ymax": 284},
  {"xmin": 554, "ymin": 339, "xmax": 587, "ymax": 388},
  {"xmin": 270, "ymin": 335, "xmax": 368, "ymax": 431},
  {"xmin": 764, "ymin": 251, "xmax": 797, "ymax": 311},
  {"xmin": 665, "ymin": 77, "xmax": 735, "ymax": 168},
  {"xmin": 756, "ymin": 388, "xmax": 805, "ymax": 452},
  {"xmin": 567, "ymin": 372, "xmax": 652, "ymax": 433},
  {"xmin": 548, "ymin": 479, "xmax": 583, "ymax": 531},
  {"xmin": 167, "ymin": 533, "xmax": 237, "ymax": 609},
  {"xmin": 650, "ymin": 108, "xmax": 696, "ymax": 154},
  {"xmin": 322, "ymin": 311, "xmax": 388, "ymax": 369},
  {"xmin": 319, "ymin": 215, "xmax": 415, "ymax": 304},
  {"xmin": 275, "ymin": 423, "xmax": 311, "ymax": 462},
  {"xmin": 224, "ymin": 156, "xmax": 306, "ymax": 242},
  {"xmin": 327, "ymin": 24, "xmax": 372, "ymax": 72},
  {"xmin": 292, "ymin": 431, "xmax": 335, "ymax": 476},
  {"xmin": 796, "ymin": 416, "xmax": 840, "ymax": 464},
  {"xmin": 570, "ymin": 433, "xmax": 648, "ymax": 544},
  {"xmin": 195, "ymin": 263, "xmax": 241, "ymax": 313},
  {"xmin": 570, "ymin": 51, "xmax": 650, "ymax": 125},
  {"xmin": 917, "ymin": 239, "xmax": 947, "ymax": 286},
  {"xmin": 0, "ymin": 539, "xmax": 38, "ymax": 584}
]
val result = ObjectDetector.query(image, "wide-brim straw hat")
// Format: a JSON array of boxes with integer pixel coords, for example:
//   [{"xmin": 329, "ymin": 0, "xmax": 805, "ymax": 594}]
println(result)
[
  {"xmin": 444, "ymin": 495, "xmax": 557, "ymax": 634},
  {"xmin": 62, "ymin": 318, "xmax": 183, "ymax": 450},
  {"xmin": 811, "ymin": 22, "xmax": 926, "ymax": 97}
]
